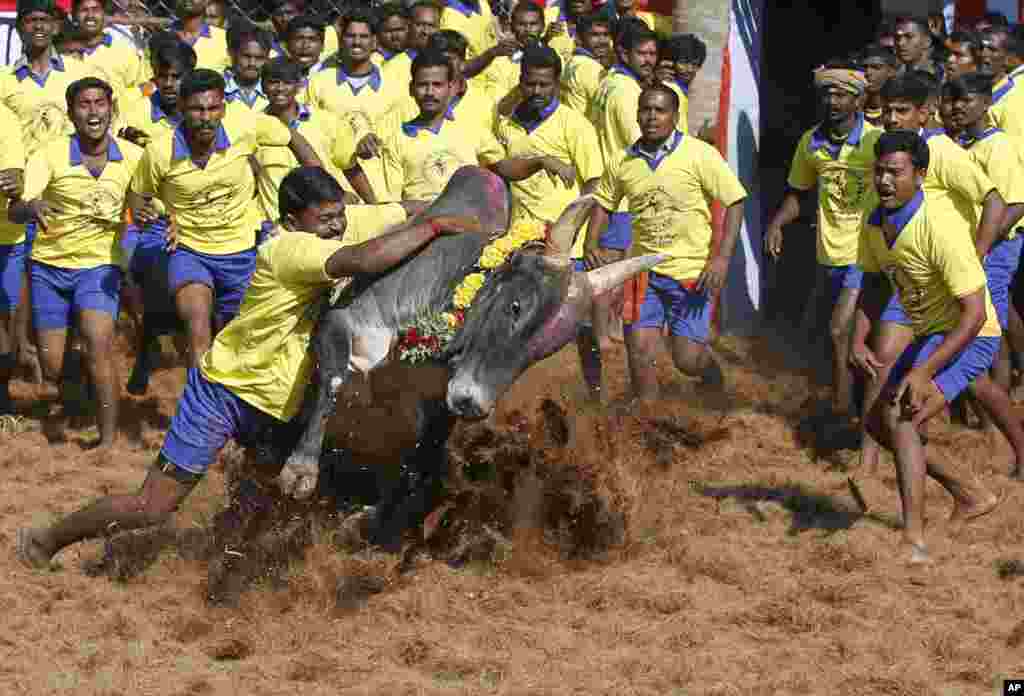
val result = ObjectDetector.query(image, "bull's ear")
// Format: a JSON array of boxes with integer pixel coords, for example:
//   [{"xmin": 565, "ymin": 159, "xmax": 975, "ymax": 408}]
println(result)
[{"xmin": 546, "ymin": 195, "xmax": 597, "ymax": 265}]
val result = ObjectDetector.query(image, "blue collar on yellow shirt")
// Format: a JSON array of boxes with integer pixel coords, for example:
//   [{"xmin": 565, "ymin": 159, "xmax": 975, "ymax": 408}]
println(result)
[
  {"xmin": 609, "ymin": 62, "xmax": 644, "ymax": 85},
  {"xmin": 12, "ymin": 51, "xmax": 64, "ymax": 86},
  {"xmin": 809, "ymin": 112, "xmax": 865, "ymax": 159},
  {"xmin": 573, "ymin": 47, "xmax": 596, "ymax": 59},
  {"xmin": 378, "ymin": 48, "xmax": 396, "ymax": 61},
  {"xmin": 672, "ymin": 77, "xmax": 689, "ymax": 96},
  {"xmin": 81, "ymin": 33, "xmax": 114, "ymax": 56},
  {"xmin": 446, "ymin": 0, "xmax": 481, "ymax": 17},
  {"xmin": 149, "ymin": 92, "xmax": 181, "ymax": 124},
  {"xmin": 957, "ymin": 126, "xmax": 1000, "ymax": 148},
  {"xmin": 402, "ymin": 106, "xmax": 456, "ymax": 136},
  {"xmin": 171, "ymin": 19, "xmax": 212, "ymax": 44},
  {"xmin": 69, "ymin": 134, "xmax": 124, "ymax": 165},
  {"xmin": 629, "ymin": 130, "xmax": 683, "ymax": 171},
  {"xmin": 172, "ymin": 122, "xmax": 231, "ymax": 162},
  {"xmin": 868, "ymin": 189, "xmax": 924, "ymax": 246},
  {"xmin": 264, "ymin": 102, "xmax": 311, "ymax": 130},
  {"xmin": 921, "ymin": 127, "xmax": 945, "ymax": 141},
  {"xmin": 334, "ymin": 64, "xmax": 383, "ymax": 93},
  {"xmin": 994, "ymin": 75, "xmax": 1015, "ymax": 104},
  {"xmin": 511, "ymin": 97, "xmax": 560, "ymax": 133}
]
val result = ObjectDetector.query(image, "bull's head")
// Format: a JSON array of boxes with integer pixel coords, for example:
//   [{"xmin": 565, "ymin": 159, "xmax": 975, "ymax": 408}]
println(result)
[{"xmin": 444, "ymin": 196, "xmax": 669, "ymax": 419}]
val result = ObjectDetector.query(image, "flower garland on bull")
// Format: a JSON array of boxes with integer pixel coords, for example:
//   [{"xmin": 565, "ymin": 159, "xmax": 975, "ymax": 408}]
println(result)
[{"xmin": 396, "ymin": 220, "xmax": 548, "ymax": 363}]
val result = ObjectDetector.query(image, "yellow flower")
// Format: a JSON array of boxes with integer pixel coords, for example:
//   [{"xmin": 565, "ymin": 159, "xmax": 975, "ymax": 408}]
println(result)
[
  {"xmin": 492, "ymin": 236, "xmax": 519, "ymax": 256},
  {"xmin": 453, "ymin": 273, "xmax": 486, "ymax": 308},
  {"xmin": 479, "ymin": 244, "xmax": 508, "ymax": 269}
]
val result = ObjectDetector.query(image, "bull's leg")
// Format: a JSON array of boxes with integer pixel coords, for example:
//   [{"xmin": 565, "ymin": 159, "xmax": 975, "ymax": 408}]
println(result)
[
  {"xmin": 368, "ymin": 398, "xmax": 455, "ymax": 552},
  {"xmin": 278, "ymin": 313, "xmax": 352, "ymax": 500}
]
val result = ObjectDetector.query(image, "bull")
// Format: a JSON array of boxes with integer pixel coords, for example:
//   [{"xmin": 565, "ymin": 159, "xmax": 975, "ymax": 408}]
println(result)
[{"xmin": 276, "ymin": 166, "xmax": 666, "ymax": 548}]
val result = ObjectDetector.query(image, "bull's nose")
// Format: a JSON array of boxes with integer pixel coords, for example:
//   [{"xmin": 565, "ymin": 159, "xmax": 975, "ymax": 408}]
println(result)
[{"xmin": 448, "ymin": 394, "xmax": 485, "ymax": 420}]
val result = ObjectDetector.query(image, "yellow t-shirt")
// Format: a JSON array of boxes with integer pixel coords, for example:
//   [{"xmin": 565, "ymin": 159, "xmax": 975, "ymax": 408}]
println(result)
[
  {"xmin": 787, "ymin": 116, "xmax": 883, "ymax": 266},
  {"xmin": 593, "ymin": 130, "xmax": 748, "ymax": 281},
  {"xmin": 440, "ymin": 0, "xmax": 498, "ymax": 61},
  {"xmin": 590, "ymin": 64, "xmax": 644, "ymax": 167},
  {"xmin": 201, "ymin": 230, "xmax": 347, "ymax": 421},
  {"xmin": 542, "ymin": 3, "xmax": 576, "ymax": 63},
  {"xmin": 380, "ymin": 49, "xmax": 414, "ymax": 93},
  {"xmin": 117, "ymin": 91, "xmax": 181, "ymax": 142},
  {"xmin": 921, "ymin": 130, "xmax": 995, "ymax": 238},
  {"xmin": 989, "ymin": 74, "xmax": 1024, "ymax": 138},
  {"xmin": 0, "ymin": 103, "xmax": 25, "ymax": 245},
  {"xmin": 78, "ymin": 34, "xmax": 146, "ymax": 102},
  {"xmin": 24, "ymin": 135, "xmax": 143, "ymax": 269},
  {"xmin": 859, "ymin": 192, "xmax": 1000, "ymax": 338},
  {"xmin": 0, "ymin": 53, "xmax": 97, "ymax": 157},
  {"xmin": 962, "ymin": 128, "xmax": 1024, "ymax": 240},
  {"xmin": 339, "ymin": 203, "xmax": 408, "ymax": 246},
  {"xmin": 145, "ymin": 22, "xmax": 230, "ymax": 76},
  {"xmin": 380, "ymin": 114, "xmax": 503, "ymax": 202},
  {"xmin": 560, "ymin": 49, "xmax": 606, "ymax": 117},
  {"xmin": 494, "ymin": 100, "xmax": 602, "ymax": 256},
  {"xmin": 480, "ymin": 54, "xmax": 522, "ymax": 103},
  {"xmin": 253, "ymin": 105, "xmax": 358, "ymax": 221},
  {"xmin": 663, "ymin": 78, "xmax": 690, "ymax": 136},
  {"xmin": 131, "ymin": 110, "xmax": 292, "ymax": 255},
  {"xmin": 383, "ymin": 83, "xmax": 497, "ymax": 138}
]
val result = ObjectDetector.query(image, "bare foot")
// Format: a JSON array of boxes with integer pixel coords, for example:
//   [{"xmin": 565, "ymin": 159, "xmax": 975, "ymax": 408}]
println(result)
[
  {"xmin": 16, "ymin": 528, "xmax": 53, "ymax": 570},
  {"xmin": 948, "ymin": 491, "xmax": 1003, "ymax": 531}
]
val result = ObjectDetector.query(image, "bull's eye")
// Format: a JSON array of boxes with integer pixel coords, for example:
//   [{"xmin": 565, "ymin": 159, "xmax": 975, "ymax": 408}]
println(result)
[{"xmin": 508, "ymin": 300, "xmax": 521, "ymax": 318}]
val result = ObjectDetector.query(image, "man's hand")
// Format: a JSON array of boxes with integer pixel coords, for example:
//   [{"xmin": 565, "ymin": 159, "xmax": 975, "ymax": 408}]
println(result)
[
  {"xmin": 584, "ymin": 248, "xmax": 618, "ymax": 270},
  {"xmin": 764, "ymin": 223, "xmax": 784, "ymax": 259},
  {"xmin": 545, "ymin": 21, "xmax": 567, "ymax": 40},
  {"xmin": 850, "ymin": 340, "xmax": 884, "ymax": 380},
  {"xmin": 696, "ymin": 255, "xmax": 728, "ymax": 295},
  {"xmin": 131, "ymin": 195, "xmax": 161, "ymax": 227},
  {"xmin": 429, "ymin": 215, "xmax": 483, "ymax": 236},
  {"xmin": 0, "ymin": 170, "xmax": 21, "ymax": 199},
  {"xmin": 27, "ymin": 200, "xmax": 60, "ymax": 231},
  {"xmin": 541, "ymin": 156, "xmax": 575, "ymax": 188},
  {"xmin": 356, "ymin": 133, "xmax": 383, "ymax": 160},
  {"xmin": 493, "ymin": 35, "xmax": 520, "ymax": 57},
  {"xmin": 118, "ymin": 126, "xmax": 150, "ymax": 147},
  {"xmin": 164, "ymin": 215, "xmax": 179, "ymax": 252},
  {"xmin": 893, "ymin": 368, "xmax": 934, "ymax": 419}
]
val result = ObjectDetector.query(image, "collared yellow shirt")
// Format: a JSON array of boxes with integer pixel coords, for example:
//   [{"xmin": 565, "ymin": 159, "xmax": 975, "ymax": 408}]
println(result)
[
  {"xmin": 590, "ymin": 64, "xmax": 647, "ymax": 213},
  {"xmin": 339, "ymin": 203, "xmax": 408, "ymax": 246},
  {"xmin": 380, "ymin": 50, "xmax": 414, "ymax": 93},
  {"xmin": 131, "ymin": 110, "xmax": 292, "ymax": 256},
  {"xmin": 961, "ymin": 128, "xmax": 1024, "ymax": 240},
  {"xmin": 560, "ymin": 50, "xmax": 605, "ymax": 117},
  {"xmin": 494, "ymin": 100, "xmax": 602, "ymax": 256},
  {"xmin": 440, "ymin": 0, "xmax": 498, "ymax": 61},
  {"xmin": 542, "ymin": 3, "xmax": 576, "ymax": 63},
  {"xmin": 78, "ymin": 34, "xmax": 146, "ymax": 102},
  {"xmin": 0, "ymin": 103, "xmax": 25, "ymax": 245},
  {"xmin": 989, "ymin": 74, "xmax": 1024, "ymax": 138},
  {"xmin": 145, "ymin": 21, "xmax": 230, "ymax": 76},
  {"xmin": 594, "ymin": 130, "xmax": 748, "ymax": 281},
  {"xmin": 787, "ymin": 115, "xmax": 883, "ymax": 266},
  {"xmin": 380, "ymin": 115, "xmax": 503, "ymax": 201},
  {"xmin": 0, "ymin": 53, "xmax": 97, "ymax": 157},
  {"xmin": 481, "ymin": 54, "xmax": 522, "ymax": 103},
  {"xmin": 24, "ymin": 135, "xmax": 143, "ymax": 269},
  {"xmin": 859, "ymin": 192, "xmax": 1000, "ymax": 338},
  {"xmin": 382, "ymin": 83, "xmax": 497, "ymax": 137},
  {"xmin": 921, "ymin": 130, "xmax": 995, "ymax": 237},
  {"xmin": 201, "ymin": 230, "xmax": 348, "ymax": 421},
  {"xmin": 253, "ymin": 105, "xmax": 358, "ymax": 221}
]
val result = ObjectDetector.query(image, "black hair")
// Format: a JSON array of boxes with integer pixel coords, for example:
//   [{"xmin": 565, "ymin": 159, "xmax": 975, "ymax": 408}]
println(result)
[
  {"xmin": 179, "ymin": 68, "xmax": 226, "ymax": 101},
  {"xmin": 147, "ymin": 30, "xmax": 179, "ymax": 54},
  {"xmin": 1007, "ymin": 24, "xmax": 1024, "ymax": 59},
  {"xmin": 880, "ymin": 73, "xmax": 932, "ymax": 106},
  {"xmin": 943, "ymin": 72, "xmax": 994, "ymax": 99},
  {"xmin": 617, "ymin": 23, "xmax": 657, "ymax": 52},
  {"xmin": 261, "ymin": 55, "xmax": 304, "ymax": 83},
  {"xmin": 520, "ymin": 42, "xmax": 561, "ymax": 77},
  {"xmin": 269, "ymin": 0, "xmax": 305, "ymax": 14},
  {"xmin": 876, "ymin": 17, "xmax": 896, "ymax": 38},
  {"xmin": 65, "ymin": 76, "xmax": 113, "ymax": 111},
  {"xmin": 947, "ymin": 29, "xmax": 982, "ymax": 54},
  {"xmin": 641, "ymin": 83, "xmax": 679, "ymax": 112},
  {"xmin": 875, "ymin": 129, "xmax": 930, "ymax": 170},
  {"xmin": 153, "ymin": 39, "xmax": 198, "ymax": 73},
  {"xmin": 279, "ymin": 166, "xmax": 345, "ymax": 220},
  {"xmin": 285, "ymin": 14, "xmax": 326, "ymax": 39},
  {"xmin": 906, "ymin": 68, "xmax": 940, "ymax": 97},
  {"xmin": 862, "ymin": 43, "xmax": 900, "ymax": 67},
  {"xmin": 510, "ymin": 1, "xmax": 544, "ymax": 22},
  {"xmin": 53, "ymin": 16, "xmax": 85, "ymax": 47},
  {"xmin": 893, "ymin": 15, "xmax": 930, "ymax": 36},
  {"xmin": 410, "ymin": 47, "xmax": 453, "ymax": 81},
  {"xmin": 427, "ymin": 29, "xmax": 468, "ymax": 59},
  {"xmin": 227, "ymin": 21, "xmax": 272, "ymax": 53},
  {"xmin": 673, "ymin": 33, "xmax": 707, "ymax": 66},
  {"xmin": 576, "ymin": 12, "xmax": 611, "ymax": 38},
  {"xmin": 17, "ymin": 0, "xmax": 57, "ymax": 20},
  {"xmin": 340, "ymin": 6, "xmax": 378, "ymax": 35},
  {"xmin": 982, "ymin": 11, "xmax": 1010, "ymax": 27},
  {"xmin": 376, "ymin": 2, "xmax": 409, "ymax": 24}
]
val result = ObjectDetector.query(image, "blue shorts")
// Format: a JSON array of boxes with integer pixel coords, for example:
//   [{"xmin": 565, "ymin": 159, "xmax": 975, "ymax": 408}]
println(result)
[
  {"xmin": 888, "ymin": 333, "xmax": 1001, "ymax": 402},
  {"xmin": 121, "ymin": 222, "xmax": 169, "ymax": 282},
  {"xmin": 823, "ymin": 264, "xmax": 863, "ymax": 309},
  {"xmin": 160, "ymin": 367, "xmax": 281, "ymax": 476},
  {"xmin": 984, "ymin": 235, "xmax": 1023, "ymax": 329},
  {"xmin": 24, "ymin": 221, "xmax": 36, "ymax": 249},
  {"xmin": 30, "ymin": 261, "xmax": 121, "ymax": 331},
  {"xmin": 624, "ymin": 271, "xmax": 711, "ymax": 343},
  {"xmin": 599, "ymin": 212, "xmax": 633, "ymax": 250},
  {"xmin": 168, "ymin": 245, "xmax": 257, "ymax": 325},
  {"xmin": 0, "ymin": 241, "xmax": 27, "ymax": 312},
  {"xmin": 880, "ymin": 291, "xmax": 912, "ymax": 325}
]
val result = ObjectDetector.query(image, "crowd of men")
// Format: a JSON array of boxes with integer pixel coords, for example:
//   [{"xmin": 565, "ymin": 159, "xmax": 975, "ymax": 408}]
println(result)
[
  {"xmin": 7, "ymin": 0, "xmax": 752, "ymax": 568},
  {"xmin": 768, "ymin": 14, "xmax": 1024, "ymax": 561}
]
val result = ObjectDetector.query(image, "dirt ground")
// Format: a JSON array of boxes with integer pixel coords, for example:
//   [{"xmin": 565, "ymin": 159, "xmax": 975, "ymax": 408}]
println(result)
[{"xmin": 2, "ymin": 322, "xmax": 1024, "ymax": 696}]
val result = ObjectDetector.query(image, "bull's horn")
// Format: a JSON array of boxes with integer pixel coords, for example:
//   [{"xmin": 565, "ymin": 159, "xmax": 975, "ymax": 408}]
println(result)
[
  {"xmin": 585, "ymin": 253, "xmax": 671, "ymax": 297},
  {"xmin": 546, "ymin": 195, "xmax": 597, "ymax": 262}
]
